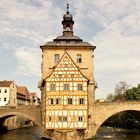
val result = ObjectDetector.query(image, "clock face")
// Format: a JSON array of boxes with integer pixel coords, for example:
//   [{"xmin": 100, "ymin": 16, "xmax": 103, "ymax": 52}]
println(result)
[{"xmin": 66, "ymin": 27, "xmax": 70, "ymax": 31}]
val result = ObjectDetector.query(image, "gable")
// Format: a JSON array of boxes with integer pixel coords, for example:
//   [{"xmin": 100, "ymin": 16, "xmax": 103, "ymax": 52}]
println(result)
[{"xmin": 45, "ymin": 52, "xmax": 88, "ymax": 82}]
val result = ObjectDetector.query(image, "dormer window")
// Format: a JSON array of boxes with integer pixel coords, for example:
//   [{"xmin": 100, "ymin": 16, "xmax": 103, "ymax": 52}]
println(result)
[
  {"xmin": 77, "ymin": 54, "xmax": 82, "ymax": 63},
  {"xmin": 54, "ymin": 54, "xmax": 60, "ymax": 63}
]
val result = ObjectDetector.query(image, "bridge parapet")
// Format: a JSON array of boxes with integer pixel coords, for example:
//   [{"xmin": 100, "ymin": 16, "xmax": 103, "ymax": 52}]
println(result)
[{"xmin": 95, "ymin": 101, "xmax": 140, "ymax": 106}]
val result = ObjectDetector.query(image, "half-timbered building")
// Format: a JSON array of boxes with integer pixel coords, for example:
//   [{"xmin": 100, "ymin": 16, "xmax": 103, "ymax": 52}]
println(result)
[{"xmin": 39, "ymin": 3, "xmax": 96, "ymax": 139}]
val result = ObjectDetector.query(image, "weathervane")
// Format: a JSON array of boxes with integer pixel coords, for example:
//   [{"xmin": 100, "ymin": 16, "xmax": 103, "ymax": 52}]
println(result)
[{"xmin": 66, "ymin": 0, "xmax": 70, "ymax": 13}]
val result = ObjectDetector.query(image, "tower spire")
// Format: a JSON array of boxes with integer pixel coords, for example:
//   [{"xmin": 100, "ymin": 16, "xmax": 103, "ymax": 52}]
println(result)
[
  {"xmin": 66, "ymin": 0, "xmax": 70, "ymax": 14},
  {"xmin": 67, "ymin": 3, "xmax": 69, "ymax": 14},
  {"xmin": 62, "ymin": 1, "xmax": 74, "ymax": 35}
]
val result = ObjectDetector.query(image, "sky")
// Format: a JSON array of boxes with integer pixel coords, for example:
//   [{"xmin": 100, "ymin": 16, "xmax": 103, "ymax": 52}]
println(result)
[{"xmin": 0, "ymin": 0, "xmax": 140, "ymax": 99}]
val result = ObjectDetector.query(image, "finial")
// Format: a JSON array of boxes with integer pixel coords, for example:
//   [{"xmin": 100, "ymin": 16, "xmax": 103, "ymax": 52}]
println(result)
[{"xmin": 66, "ymin": 1, "xmax": 69, "ymax": 14}]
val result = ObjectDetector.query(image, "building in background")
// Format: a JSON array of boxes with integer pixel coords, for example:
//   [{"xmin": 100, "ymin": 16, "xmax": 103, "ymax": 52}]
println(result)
[
  {"xmin": 17, "ymin": 86, "xmax": 30, "ymax": 105},
  {"xmin": 0, "ymin": 80, "xmax": 17, "ymax": 106},
  {"xmin": 0, "ymin": 80, "xmax": 40, "ymax": 130},
  {"xmin": 30, "ymin": 92, "xmax": 40, "ymax": 105}
]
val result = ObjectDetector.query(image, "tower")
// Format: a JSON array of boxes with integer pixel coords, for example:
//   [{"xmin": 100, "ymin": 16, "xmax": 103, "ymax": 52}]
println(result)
[{"xmin": 39, "ymin": 3, "xmax": 96, "ymax": 140}]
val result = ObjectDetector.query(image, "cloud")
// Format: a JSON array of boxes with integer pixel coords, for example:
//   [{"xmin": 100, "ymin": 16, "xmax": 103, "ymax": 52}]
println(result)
[
  {"xmin": 0, "ymin": 0, "xmax": 64, "ymax": 77},
  {"xmin": 71, "ymin": 0, "xmax": 140, "ymax": 98},
  {"xmin": 14, "ymin": 47, "xmax": 41, "ymax": 76},
  {"xmin": 0, "ymin": 0, "xmax": 140, "ymax": 99}
]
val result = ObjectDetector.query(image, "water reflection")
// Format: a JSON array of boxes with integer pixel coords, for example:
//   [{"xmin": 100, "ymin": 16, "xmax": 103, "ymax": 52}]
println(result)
[
  {"xmin": 96, "ymin": 127, "xmax": 140, "ymax": 140},
  {"xmin": 0, "ymin": 126, "xmax": 140, "ymax": 140},
  {"xmin": 0, "ymin": 127, "xmax": 41, "ymax": 140}
]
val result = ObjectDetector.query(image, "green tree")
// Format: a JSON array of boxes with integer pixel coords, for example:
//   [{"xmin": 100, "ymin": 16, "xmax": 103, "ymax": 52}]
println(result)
[{"xmin": 125, "ymin": 84, "xmax": 140, "ymax": 100}]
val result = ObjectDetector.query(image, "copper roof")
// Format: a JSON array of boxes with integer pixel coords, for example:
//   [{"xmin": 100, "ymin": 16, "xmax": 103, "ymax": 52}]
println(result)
[{"xmin": 0, "ymin": 80, "xmax": 14, "ymax": 87}]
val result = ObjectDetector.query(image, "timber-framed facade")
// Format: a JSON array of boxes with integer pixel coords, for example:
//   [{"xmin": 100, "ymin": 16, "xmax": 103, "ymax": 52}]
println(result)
[{"xmin": 39, "ymin": 3, "xmax": 96, "ymax": 140}]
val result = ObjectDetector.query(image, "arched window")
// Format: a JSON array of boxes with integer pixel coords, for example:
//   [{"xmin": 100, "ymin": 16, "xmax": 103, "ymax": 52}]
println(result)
[
  {"xmin": 77, "ymin": 54, "xmax": 82, "ymax": 63},
  {"xmin": 66, "ymin": 23, "xmax": 70, "ymax": 31}
]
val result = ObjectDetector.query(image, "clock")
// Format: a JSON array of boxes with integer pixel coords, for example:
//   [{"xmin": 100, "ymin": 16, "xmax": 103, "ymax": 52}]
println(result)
[{"xmin": 66, "ymin": 27, "xmax": 70, "ymax": 31}]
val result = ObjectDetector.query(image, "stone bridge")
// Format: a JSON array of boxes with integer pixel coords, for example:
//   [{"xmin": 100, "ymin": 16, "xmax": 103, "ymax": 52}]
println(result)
[
  {"xmin": 89, "ymin": 101, "xmax": 140, "ymax": 137},
  {"xmin": 0, "ymin": 106, "xmax": 42, "ymax": 127},
  {"xmin": 0, "ymin": 102, "xmax": 140, "ymax": 139}
]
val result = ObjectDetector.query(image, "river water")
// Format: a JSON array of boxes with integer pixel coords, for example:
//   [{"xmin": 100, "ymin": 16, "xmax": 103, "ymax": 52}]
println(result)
[{"xmin": 0, "ymin": 126, "xmax": 140, "ymax": 140}]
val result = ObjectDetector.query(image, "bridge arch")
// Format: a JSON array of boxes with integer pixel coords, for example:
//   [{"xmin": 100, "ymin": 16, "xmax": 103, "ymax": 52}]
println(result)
[
  {"xmin": 0, "ymin": 106, "xmax": 42, "ymax": 128},
  {"xmin": 93, "ymin": 102, "xmax": 140, "ymax": 136}
]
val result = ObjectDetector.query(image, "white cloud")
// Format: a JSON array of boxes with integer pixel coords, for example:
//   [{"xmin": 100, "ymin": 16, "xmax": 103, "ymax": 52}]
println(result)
[
  {"xmin": 71, "ymin": 0, "xmax": 140, "ymax": 98},
  {"xmin": 0, "ymin": 0, "xmax": 140, "ymax": 99},
  {"xmin": 14, "ymin": 47, "xmax": 41, "ymax": 76},
  {"xmin": 91, "ymin": 1, "xmax": 140, "ymax": 98}
]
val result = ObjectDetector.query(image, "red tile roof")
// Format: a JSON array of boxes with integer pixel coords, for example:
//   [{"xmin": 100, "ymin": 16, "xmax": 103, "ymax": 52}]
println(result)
[
  {"xmin": 0, "ymin": 80, "xmax": 14, "ymax": 87},
  {"xmin": 30, "ymin": 92, "xmax": 38, "ymax": 97},
  {"xmin": 17, "ymin": 86, "xmax": 30, "ymax": 97}
]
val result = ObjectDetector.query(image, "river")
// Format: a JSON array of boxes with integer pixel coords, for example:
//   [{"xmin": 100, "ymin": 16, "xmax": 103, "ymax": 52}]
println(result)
[{"xmin": 0, "ymin": 126, "xmax": 140, "ymax": 140}]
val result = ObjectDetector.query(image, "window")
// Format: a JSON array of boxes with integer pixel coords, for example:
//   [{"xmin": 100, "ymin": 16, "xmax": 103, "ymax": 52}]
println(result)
[
  {"xmin": 58, "ymin": 116, "xmax": 62, "ymax": 122},
  {"xmin": 66, "ymin": 41, "xmax": 70, "ymax": 44},
  {"xmin": 4, "ymin": 97, "xmax": 7, "ymax": 101},
  {"xmin": 79, "ymin": 98, "xmax": 85, "ymax": 105},
  {"xmin": 50, "ymin": 84, "xmax": 55, "ymax": 91},
  {"xmin": 56, "ymin": 98, "xmax": 61, "ymax": 105},
  {"xmin": 66, "ymin": 23, "xmax": 70, "ymax": 31},
  {"xmin": 64, "ymin": 64, "xmax": 68, "ymax": 68},
  {"xmin": 63, "ymin": 116, "xmax": 67, "ymax": 122},
  {"xmin": 4, "ymin": 89, "xmax": 7, "ymax": 93},
  {"xmin": 64, "ymin": 84, "xmax": 69, "ymax": 90},
  {"xmin": 70, "ymin": 74, "xmax": 74, "ymax": 78},
  {"xmin": 58, "ymin": 74, "xmax": 62, "ymax": 78},
  {"xmin": 78, "ymin": 116, "xmax": 83, "ymax": 122},
  {"xmin": 48, "ymin": 98, "xmax": 54, "ymax": 105},
  {"xmin": 68, "ymin": 98, "xmax": 73, "ymax": 105},
  {"xmin": 77, "ymin": 54, "xmax": 82, "ymax": 63},
  {"xmin": 49, "ymin": 116, "xmax": 52, "ymax": 122},
  {"xmin": 54, "ymin": 54, "xmax": 60, "ymax": 63},
  {"xmin": 78, "ymin": 84, "xmax": 82, "ymax": 90}
]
